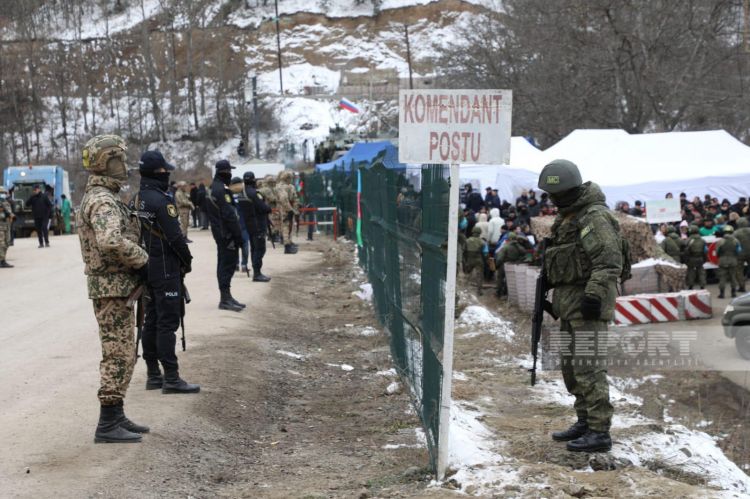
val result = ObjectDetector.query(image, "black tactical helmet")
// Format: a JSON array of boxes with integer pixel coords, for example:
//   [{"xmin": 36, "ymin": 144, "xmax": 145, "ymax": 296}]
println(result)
[
  {"xmin": 537, "ymin": 159, "xmax": 583, "ymax": 194},
  {"xmin": 243, "ymin": 171, "xmax": 256, "ymax": 183}
]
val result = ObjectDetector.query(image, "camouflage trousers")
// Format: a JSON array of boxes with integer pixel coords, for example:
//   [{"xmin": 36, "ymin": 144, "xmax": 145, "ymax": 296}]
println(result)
[
  {"xmin": 495, "ymin": 261, "xmax": 507, "ymax": 295},
  {"xmin": 464, "ymin": 260, "xmax": 484, "ymax": 295},
  {"xmin": 736, "ymin": 256, "xmax": 749, "ymax": 290},
  {"xmin": 719, "ymin": 265, "xmax": 738, "ymax": 294},
  {"xmin": 0, "ymin": 226, "xmax": 8, "ymax": 261},
  {"xmin": 685, "ymin": 261, "xmax": 706, "ymax": 289},
  {"xmin": 179, "ymin": 208, "xmax": 191, "ymax": 238},
  {"xmin": 270, "ymin": 209, "xmax": 282, "ymax": 240},
  {"xmin": 284, "ymin": 211, "xmax": 295, "ymax": 245},
  {"xmin": 560, "ymin": 319, "xmax": 613, "ymax": 432},
  {"xmin": 92, "ymin": 297, "xmax": 136, "ymax": 405}
]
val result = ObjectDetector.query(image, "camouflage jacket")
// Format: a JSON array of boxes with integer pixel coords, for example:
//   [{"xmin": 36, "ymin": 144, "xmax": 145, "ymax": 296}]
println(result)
[
  {"xmin": 77, "ymin": 175, "xmax": 148, "ymax": 299},
  {"xmin": 685, "ymin": 234, "xmax": 706, "ymax": 263},
  {"xmin": 259, "ymin": 184, "xmax": 277, "ymax": 208},
  {"xmin": 717, "ymin": 235, "xmax": 740, "ymax": 267},
  {"xmin": 734, "ymin": 227, "xmax": 750, "ymax": 258},
  {"xmin": 0, "ymin": 200, "xmax": 12, "ymax": 227},
  {"xmin": 661, "ymin": 233, "xmax": 683, "ymax": 262},
  {"xmin": 496, "ymin": 240, "xmax": 525, "ymax": 264},
  {"xmin": 175, "ymin": 189, "xmax": 194, "ymax": 211},
  {"xmin": 545, "ymin": 182, "xmax": 622, "ymax": 321}
]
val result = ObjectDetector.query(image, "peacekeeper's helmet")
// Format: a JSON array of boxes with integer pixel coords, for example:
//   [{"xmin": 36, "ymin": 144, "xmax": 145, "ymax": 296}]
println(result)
[
  {"xmin": 265, "ymin": 175, "xmax": 277, "ymax": 187},
  {"xmin": 507, "ymin": 231, "xmax": 518, "ymax": 240},
  {"xmin": 82, "ymin": 135, "xmax": 127, "ymax": 174},
  {"xmin": 724, "ymin": 224, "xmax": 735, "ymax": 234},
  {"xmin": 279, "ymin": 170, "xmax": 293, "ymax": 183},
  {"xmin": 689, "ymin": 225, "xmax": 700, "ymax": 235},
  {"xmin": 537, "ymin": 159, "xmax": 582, "ymax": 194},
  {"xmin": 666, "ymin": 225, "xmax": 677, "ymax": 234}
]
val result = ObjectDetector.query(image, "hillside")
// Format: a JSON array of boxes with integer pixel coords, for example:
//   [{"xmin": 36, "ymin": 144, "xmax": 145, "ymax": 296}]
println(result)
[{"xmin": 0, "ymin": 0, "xmax": 493, "ymax": 181}]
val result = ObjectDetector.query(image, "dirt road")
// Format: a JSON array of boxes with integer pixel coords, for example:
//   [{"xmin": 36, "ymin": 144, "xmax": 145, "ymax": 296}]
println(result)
[{"xmin": 0, "ymin": 231, "xmax": 440, "ymax": 498}]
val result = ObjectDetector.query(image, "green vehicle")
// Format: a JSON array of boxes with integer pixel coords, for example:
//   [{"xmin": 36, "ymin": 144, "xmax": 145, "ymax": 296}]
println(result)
[{"xmin": 722, "ymin": 293, "xmax": 750, "ymax": 360}]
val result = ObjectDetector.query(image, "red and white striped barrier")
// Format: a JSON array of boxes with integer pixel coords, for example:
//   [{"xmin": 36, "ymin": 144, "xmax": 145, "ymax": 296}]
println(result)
[
  {"xmin": 615, "ymin": 290, "xmax": 712, "ymax": 325},
  {"xmin": 615, "ymin": 297, "xmax": 654, "ymax": 325},
  {"xmin": 681, "ymin": 290, "xmax": 713, "ymax": 320}
]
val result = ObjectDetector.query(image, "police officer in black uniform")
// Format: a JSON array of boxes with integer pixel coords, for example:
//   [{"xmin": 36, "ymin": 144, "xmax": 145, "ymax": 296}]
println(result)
[
  {"xmin": 136, "ymin": 150, "xmax": 200, "ymax": 394},
  {"xmin": 206, "ymin": 160, "xmax": 245, "ymax": 312},
  {"xmin": 237, "ymin": 171, "xmax": 272, "ymax": 282}
]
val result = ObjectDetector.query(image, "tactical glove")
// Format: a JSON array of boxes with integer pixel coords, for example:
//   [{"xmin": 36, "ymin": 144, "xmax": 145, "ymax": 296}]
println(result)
[{"xmin": 581, "ymin": 295, "xmax": 602, "ymax": 321}]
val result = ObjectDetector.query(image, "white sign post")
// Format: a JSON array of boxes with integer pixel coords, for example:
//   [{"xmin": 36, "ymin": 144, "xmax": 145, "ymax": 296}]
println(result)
[
  {"xmin": 645, "ymin": 198, "xmax": 682, "ymax": 224},
  {"xmin": 398, "ymin": 89, "xmax": 512, "ymax": 479}
]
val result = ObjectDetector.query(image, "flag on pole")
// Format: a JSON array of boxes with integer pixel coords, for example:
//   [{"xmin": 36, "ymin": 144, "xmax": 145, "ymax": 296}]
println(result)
[{"xmin": 339, "ymin": 97, "xmax": 360, "ymax": 114}]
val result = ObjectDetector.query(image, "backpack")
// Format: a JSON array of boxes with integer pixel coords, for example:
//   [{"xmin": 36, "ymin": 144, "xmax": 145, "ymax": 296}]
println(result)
[{"xmin": 581, "ymin": 204, "xmax": 632, "ymax": 283}]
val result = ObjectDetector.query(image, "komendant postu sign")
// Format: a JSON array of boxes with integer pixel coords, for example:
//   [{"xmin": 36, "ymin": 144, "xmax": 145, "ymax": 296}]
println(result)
[{"xmin": 398, "ymin": 89, "xmax": 513, "ymax": 166}]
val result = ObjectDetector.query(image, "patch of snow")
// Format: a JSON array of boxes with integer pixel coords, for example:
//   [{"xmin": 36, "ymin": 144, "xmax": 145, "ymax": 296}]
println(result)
[
  {"xmin": 377, "ymin": 368, "xmax": 397, "ymax": 377},
  {"xmin": 276, "ymin": 350, "xmax": 304, "ymax": 360},
  {"xmin": 453, "ymin": 371, "xmax": 469, "ymax": 382},
  {"xmin": 325, "ymin": 363, "xmax": 354, "ymax": 371},
  {"xmin": 386, "ymin": 381, "xmax": 402, "ymax": 394},
  {"xmin": 632, "ymin": 258, "xmax": 684, "ymax": 269},
  {"xmin": 353, "ymin": 283, "xmax": 373, "ymax": 301},
  {"xmin": 256, "ymin": 63, "xmax": 341, "ymax": 96},
  {"xmin": 457, "ymin": 305, "xmax": 515, "ymax": 341},
  {"xmin": 696, "ymin": 420, "xmax": 713, "ymax": 428},
  {"xmin": 358, "ymin": 326, "xmax": 379, "ymax": 337}
]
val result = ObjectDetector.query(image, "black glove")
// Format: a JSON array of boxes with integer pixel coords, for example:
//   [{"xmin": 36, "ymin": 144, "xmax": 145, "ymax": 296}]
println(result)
[
  {"xmin": 581, "ymin": 295, "xmax": 602, "ymax": 321},
  {"xmin": 137, "ymin": 264, "xmax": 149, "ymax": 283}
]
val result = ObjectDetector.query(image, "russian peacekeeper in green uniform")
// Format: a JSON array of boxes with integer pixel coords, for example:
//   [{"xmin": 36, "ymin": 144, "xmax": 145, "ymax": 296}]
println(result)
[
  {"xmin": 494, "ymin": 232, "xmax": 526, "ymax": 296},
  {"xmin": 717, "ymin": 224, "xmax": 741, "ymax": 299},
  {"xmin": 538, "ymin": 159, "xmax": 622, "ymax": 453},
  {"xmin": 733, "ymin": 218, "xmax": 750, "ymax": 292},
  {"xmin": 661, "ymin": 225, "xmax": 683, "ymax": 263},
  {"xmin": 464, "ymin": 226, "xmax": 487, "ymax": 295},
  {"xmin": 685, "ymin": 225, "xmax": 707, "ymax": 290}
]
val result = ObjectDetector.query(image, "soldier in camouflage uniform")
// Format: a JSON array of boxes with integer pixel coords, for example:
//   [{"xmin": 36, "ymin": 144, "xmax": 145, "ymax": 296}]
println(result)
[
  {"xmin": 733, "ymin": 218, "xmax": 750, "ymax": 292},
  {"xmin": 539, "ymin": 159, "xmax": 623, "ymax": 453},
  {"xmin": 717, "ymin": 224, "xmax": 741, "ymax": 299},
  {"xmin": 494, "ymin": 232, "xmax": 526, "ymax": 296},
  {"xmin": 174, "ymin": 181, "xmax": 194, "ymax": 241},
  {"xmin": 660, "ymin": 225, "xmax": 683, "ymax": 263},
  {"xmin": 685, "ymin": 225, "xmax": 707, "ymax": 290},
  {"xmin": 463, "ymin": 226, "xmax": 487, "ymax": 295},
  {"xmin": 261, "ymin": 176, "xmax": 280, "ymax": 245},
  {"xmin": 276, "ymin": 170, "xmax": 299, "ymax": 254},
  {"xmin": 0, "ymin": 186, "xmax": 14, "ymax": 268},
  {"xmin": 77, "ymin": 135, "xmax": 150, "ymax": 443}
]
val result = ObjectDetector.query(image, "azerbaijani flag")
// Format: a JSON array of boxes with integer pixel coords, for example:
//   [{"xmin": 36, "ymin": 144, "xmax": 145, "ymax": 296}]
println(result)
[{"xmin": 339, "ymin": 97, "xmax": 360, "ymax": 114}]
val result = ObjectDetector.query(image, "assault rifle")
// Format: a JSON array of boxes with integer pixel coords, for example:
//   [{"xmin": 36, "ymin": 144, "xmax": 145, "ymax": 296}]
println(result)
[
  {"xmin": 180, "ymin": 279, "xmax": 191, "ymax": 351},
  {"xmin": 127, "ymin": 284, "xmax": 146, "ymax": 363},
  {"xmin": 530, "ymin": 238, "xmax": 557, "ymax": 386}
]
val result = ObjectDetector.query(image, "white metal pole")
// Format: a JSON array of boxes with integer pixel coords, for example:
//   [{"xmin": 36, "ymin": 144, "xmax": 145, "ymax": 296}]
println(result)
[{"xmin": 436, "ymin": 162, "xmax": 459, "ymax": 479}]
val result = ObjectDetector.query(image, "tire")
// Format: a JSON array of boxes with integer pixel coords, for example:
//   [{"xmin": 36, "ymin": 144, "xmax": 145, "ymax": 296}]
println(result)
[{"xmin": 735, "ymin": 327, "xmax": 750, "ymax": 360}]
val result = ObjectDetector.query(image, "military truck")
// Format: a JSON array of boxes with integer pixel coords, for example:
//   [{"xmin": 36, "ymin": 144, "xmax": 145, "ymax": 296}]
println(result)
[{"xmin": 2, "ymin": 165, "xmax": 71, "ymax": 237}]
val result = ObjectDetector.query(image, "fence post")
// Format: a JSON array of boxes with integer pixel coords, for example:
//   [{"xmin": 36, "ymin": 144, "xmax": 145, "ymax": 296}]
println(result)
[{"xmin": 436, "ymin": 163, "xmax": 459, "ymax": 479}]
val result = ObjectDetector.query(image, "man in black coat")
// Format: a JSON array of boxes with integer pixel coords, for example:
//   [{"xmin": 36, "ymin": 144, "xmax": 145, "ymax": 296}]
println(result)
[
  {"xmin": 205, "ymin": 160, "xmax": 245, "ymax": 312},
  {"xmin": 26, "ymin": 185, "xmax": 53, "ymax": 247},
  {"xmin": 135, "ymin": 150, "xmax": 199, "ymax": 394},
  {"xmin": 236, "ymin": 171, "xmax": 272, "ymax": 282}
]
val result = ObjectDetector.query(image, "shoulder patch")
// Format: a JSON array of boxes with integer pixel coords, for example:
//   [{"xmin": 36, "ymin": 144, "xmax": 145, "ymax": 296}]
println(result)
[
  {"xmin": 257, "ymin": 193, "xmax": 264, "ymax": 200},
  {"xmin": 225, "ymin": 194, "xmax": 232, "ymax": 203},
  {"xmin": 166, "ymin": 204, "xmax": 178, "ymax": 218},
  {"xmin": 580, "ymin": 225, "xmax": 592, "ymax": 239}
]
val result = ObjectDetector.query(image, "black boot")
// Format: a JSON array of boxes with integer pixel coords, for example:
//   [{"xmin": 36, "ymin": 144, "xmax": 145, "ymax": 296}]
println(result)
[
  {"xmin": 145, "ymin": 360, "xmax": 163, "ymax": 390},
  {"xmin": 112, "ymin": 401, "xmax": 150, "ymax": 433},
  {"xmin": 219, "ymin": 289, "xmax": 243, "ymax": 312},
  {"xmin": 253, "ymin": 273, "xmax": 271, "ymax": 282},
  {"xmin": 284, "ymin": 243, "xmax": 298, "ymax": 254},
  {"xmin": 719, "ymin": 290, "xmax": 725, "ymax": 299},
  {"xmin": 732, "ymin": 289, "xmax": 738, "ymax": 298},
  {"xmin": 227, "ymin": 290, "xmax": 246, "ymax": 308},
  {"xmin": 162, "ymin": 369, "xmax": 200, "ymax": 394},
  {"xmin": 94, "ymin": 404, "xmax": 142, "ymax": 443},
  {"xmin": 552, "ymin": 420, "xmax": 588, "ymax": 442},
  {"xmin": 0, "ymin": 260, "xmax": 13, "ymax": 268},
  {"xmin": 566, "ymin": 430, "xmax": 612, "ymax": 452},
  {"xmin": 740, "ymin": 287, "xmax": 747, "ymax": 293}
]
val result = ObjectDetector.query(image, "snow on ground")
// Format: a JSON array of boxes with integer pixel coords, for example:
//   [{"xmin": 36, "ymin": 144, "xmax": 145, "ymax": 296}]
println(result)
[
  {"xmin": 353, "ymin": 283, "xmax": 374, "ymax": 301},
  {"xmin": 256, "ymin": 63, "xmax": 341, "ymax": 96},
  {"xmin": 456, "ymin": 305, "xmax": 515, "ymax": 341},
  {"xmin": 326, "ymin": 363, "xmax": 355, "ymax": 371},
  {"xmin": 276, "ymin": 350, "xmax": 305, "ymax": 360}
]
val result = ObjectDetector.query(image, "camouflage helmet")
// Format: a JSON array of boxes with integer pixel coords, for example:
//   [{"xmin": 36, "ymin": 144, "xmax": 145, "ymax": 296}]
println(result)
[
  {"xmin": 724, "ymin": 224, "xmax": 735, "ymax": 233},
  {"xmin": 689, "ymin": 225, "xmax": 700, "ymax": 235},
  {"xmin": 507, "ymin": 231, "xmax": 518, "ymax": 240},
  {"xmin": 666, "ymin": 225, "xmax": 676, "ymax": 234},
  {"xmin": 537, "ymin": 159, "xmax": 582, "ymax": 194},
  {"xmin": 737, "ymin": 218, "xmax": 749, "ymax": 229},
  {"xmin": 82, "ymin": 134, "xmax": 127, "ymax": 173},
  {"xmin": 264, "ymin": 175, "xmax": 277, "ymax": 187},
  {"xmin": 471, "ymin": 226, "xmax": 482, "ymax": 236},
  {"xmin": 278, "ymin": 170, "xmax": 293, "ymax": 183}
]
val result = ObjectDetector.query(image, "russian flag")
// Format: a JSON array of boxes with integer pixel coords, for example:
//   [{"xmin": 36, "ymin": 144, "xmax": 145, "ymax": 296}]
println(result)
[{"xmin": 339, "ymin": 97, "xmax": 360, "ymax": 114}]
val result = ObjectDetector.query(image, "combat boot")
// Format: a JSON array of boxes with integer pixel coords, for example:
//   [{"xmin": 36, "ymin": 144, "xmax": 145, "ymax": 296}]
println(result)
[
  {"xmin": 0, "ymin": 260, "xmax": 13, "ymax": 268},
  {"xmin": 162, "ymin": 369, "xmax": 200, "ymax": 394},
  {"xmin": 566, "ymin": 430, "xmax": 612, "ymax": 453},
  {"xmin": 219, "ymin": 289, "xmax": 243, "ymax": 312},
  {"xmin": 112, "ymin": 401, "xmax": 150, "ymax": 433},
  {"xmin": 145, "ymin": 360, "xmax": 163, "ymax": 390},
  {"xmin": 732, "ymin": 289, "xmax": 738, "ymax": 298},
  {"xmin": 253, "ymin": 273, "xmax": 271, "ymax": 282},
  {"xmin": 227, "ymin": 289, "xmax": 246, "ymax": 308},
  {"xmin": 284, "ymin": 243, "xmax": 298, "ymax": 254},
  {"xmin": 552, "ymin": 419, "xmax": 588, "ymax": 441},
  {"xmin": 94, "ymin": 404, "xmax": 142, "ymax": 443},
  {"xmin": 719, "ymin": 290, "xmax": 725, "ymax": 299}
]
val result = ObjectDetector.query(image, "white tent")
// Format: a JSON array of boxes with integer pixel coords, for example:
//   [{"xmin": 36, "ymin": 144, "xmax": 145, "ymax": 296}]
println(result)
[
  {"xmin": 232, "ymin": 158, "xmax": 285, "ymax": 179},
  {"xmin": 538, "ymin": 129, "xmax": 750, "ymax": 206}
]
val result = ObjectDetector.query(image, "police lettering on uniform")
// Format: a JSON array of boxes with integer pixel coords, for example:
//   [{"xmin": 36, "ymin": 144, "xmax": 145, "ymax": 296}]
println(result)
[
  {"xmin": 236, "ymin": 171, "xmax": 272, "ymax": 282},
  {"xmin": 206, "ymin": 160, "xmax": 246, "ymax": 312},
  {"xmin": 135, "ymin": 150, "xmax": 199, "ymax": 394}
]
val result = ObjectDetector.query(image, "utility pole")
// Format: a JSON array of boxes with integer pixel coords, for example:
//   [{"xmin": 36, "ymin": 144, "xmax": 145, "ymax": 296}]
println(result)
[
  {"xmin": 274, "ymin": 0, "xmax": 284, "ymax": 94},
  {"xmin": 404, "ymin": 24, "xmax": 414, "ymax": 89},
  {"xmin": 252, "ymin": 75, "xmax": 261, "ymax": 158}
]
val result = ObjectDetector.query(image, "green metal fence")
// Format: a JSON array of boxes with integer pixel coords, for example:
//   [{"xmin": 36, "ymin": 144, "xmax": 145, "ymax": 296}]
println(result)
[{"xmin": 316, "ymin": 160, "xmax": 450, "ymax": 469}]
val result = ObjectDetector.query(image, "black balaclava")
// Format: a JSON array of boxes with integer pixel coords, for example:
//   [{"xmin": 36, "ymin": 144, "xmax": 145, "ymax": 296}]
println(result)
[
  {"xmin": 216, "ymin": 171, "xmax": 232, "ymax": 184},
  {"xmin": 141, "ymin": 170, "xmax": 170, "ymax": 191},
  {"xmin": 548, "ymin": 186, "xmax": 584, "ymax": 209}
]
